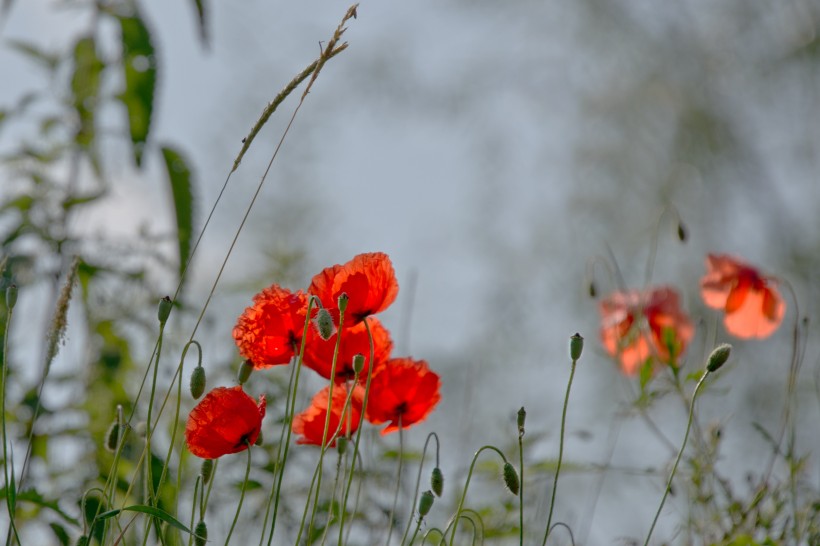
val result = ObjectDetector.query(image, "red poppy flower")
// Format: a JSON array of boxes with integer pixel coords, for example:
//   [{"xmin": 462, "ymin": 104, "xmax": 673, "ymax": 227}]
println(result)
[
  {"xmin": 308, "ymin": 252, "xmax": 399, "ymax": 324},
  {"xmin": 363, "ymin": 358, "xmax": 441, "ymax": 435},
  {"xmin": 700, "ymin": 254, "xmax": 785, "ymax": 339},
  {"xmin": 599, "ymin": 286, "xmax": 694, "ymax": 375},
  {"xmin": 292, "ymin": 385, "xmax": 362, "ymax": 447},
  {"xmin": 185, "ymin": 386, "xmax": 266, "ymax": 459},
  {"xmin": 303, "ymin": 317, "xmax": 393, "ymax": 382},
  {"xmin": 233, "ymin": 285, "xmax": 308, "ymax": 368}
]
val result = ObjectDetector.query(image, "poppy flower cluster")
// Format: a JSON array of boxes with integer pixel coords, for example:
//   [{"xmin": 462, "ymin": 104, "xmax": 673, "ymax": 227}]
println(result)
[
  {"xmin": 185, "ymin": 252, "xmax": 441, "ymax": 458},
  {"xmin": 599, "ymin": 286, "xmax": 694, "ymax": 375},
  {"xmin": 598, "ymin": 253, "xmax": 785, "ymax": 377}
]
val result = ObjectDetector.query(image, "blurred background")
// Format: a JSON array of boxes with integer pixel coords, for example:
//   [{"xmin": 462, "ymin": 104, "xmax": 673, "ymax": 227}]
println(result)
[{"xmin": 1, "ymin": 0, "xmax": 819, "ymax": 543}]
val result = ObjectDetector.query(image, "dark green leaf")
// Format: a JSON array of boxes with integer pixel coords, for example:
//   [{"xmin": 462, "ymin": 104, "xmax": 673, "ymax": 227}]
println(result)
[
  {"xmin": 190, "ymin": 0, "xmax": 208, "ymax": 46},
  {"xmin": 96, "ymin": 505, "xmax": 192, "ymax": 534},
  {"xmin": 70, "ymin": 36, "xmax": 104, "ymax": 152},
  {"xmin": 0, "ymin": 488, "xmax": 81, "ymax": 526},
  {"xmin": 160, "ymin": 145, "xmax": 195, "ymax": 281},
  {"xmin": 49, "ymin": 523, "xmax": 71, "ymax": 546},
  {"xmin": 117, "ymin": 10, "xmax": 157, "ymax": 167}
]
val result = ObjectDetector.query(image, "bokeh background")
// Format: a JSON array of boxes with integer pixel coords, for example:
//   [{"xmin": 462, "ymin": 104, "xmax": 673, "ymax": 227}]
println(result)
[{"xmin": 1, "ymin": 0, "xmax": 819, "ymax": 543}]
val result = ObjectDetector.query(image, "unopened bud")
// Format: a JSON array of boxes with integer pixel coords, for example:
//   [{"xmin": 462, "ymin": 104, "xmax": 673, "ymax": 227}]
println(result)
[
  {"xmin": 337, "ymin": 436, "xmax": 348, "ymax": 455},
  {"xmin": 431, "ymin": 467, "xmax": 444, "ymax": 497},
  {"xmin": 157, "ymin": 296, "xmax": 172, "ymax": 324},
  {"xmin": 194, "ymin": 520, "xmax": 208, "ymax": 546},
  {"xmin": 313, "ymin": 308, "xmax": 336, "ymax": 341},
  {"xmin": 503, "ymin": 462, "xmax": 520, "ymax": 495},
  {"xmin": 190, "ymin": 365, "xmax": 206, "ymax": 399},
  {"xmin": 570, "ymin": 333, "xmax": 584, "ymax": 361},
  {"xmin": 200, "ymin": 459, "xmax": 214, "ymax": 485},
  {"xmin": 337, "ymin": 292, "xmax": 349, "ymax": 313},
  {"xmin": 706, "ymin": 343, "xmax": 732, "ymax": 373},
  {"xmin": 517, "ymin": 407, "xmax": 526, "ymax": 437},
  {"xmin": 238, "ymin": 359, "xmax": 254, "ymax": 384},
  {"xmin": 418, "ymin": 490, "xmax": 435, "ymax": 517},
  {"xmin": 6, "ymin": 284, "xmax": 17, "ymax": 309},
  {"xmin": 105, "ymin": 421, "xmax": 121, "ymax": 453},
  {"xmin": 352, "ymin": 353, "xmax": 365, "ymax": 375},
  {"xmin": 677, "ymin": 222, "xmax": 688, "ymax": 242}
]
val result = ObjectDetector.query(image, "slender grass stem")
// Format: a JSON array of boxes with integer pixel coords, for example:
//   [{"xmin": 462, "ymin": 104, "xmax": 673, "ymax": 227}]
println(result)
[
  {"xmin": 400, "ymin": 432, "xmax": 440, "ymax": 546},
  {"xmin": 1, "ymin": 291, "xmax": 21, "ymax": 544},
  {"xmin": 542, "ymin": 356, "xmax": 578, "ymax": 546},
  {"xmin": 643, "ymin": 370, "xmax": 710, "ymax": 546}
]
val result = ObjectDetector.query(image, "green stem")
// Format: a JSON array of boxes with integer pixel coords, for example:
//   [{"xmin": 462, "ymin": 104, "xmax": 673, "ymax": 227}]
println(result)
[
  {"xmin": 224, "ymin": 443, "xmax": 253, "ymax": 546},
  {"xmin": 542, "ymin": 357, "xmax": 578, "ymax": 546},
  {"xmin": 447, "ymin": 445, "xmax": 508, "ymax": 543},
  {"xmin": 518, "ymin": 430, "xmax": 524, "ymax": 546},
  {"xmin": 337, "ymin": 317, "xmax": 376, "ymax": 543},
  {"xmin": 400, "ymin": 433, "xmax": 440, "ymax": 546},
  {"xmin": 385, "ymin": 419, "xmax": 404, "ymax": 545},
  {"xmin": 643, "ymin": 370, "xmax": 710, "ymax": 546}
]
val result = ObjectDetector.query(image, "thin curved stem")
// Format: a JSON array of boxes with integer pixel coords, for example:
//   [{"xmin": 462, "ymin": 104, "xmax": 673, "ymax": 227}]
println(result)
[
  {"xmin": 224, "ymin": 443, "xmax": 253, "ymax": 546},
  {"xmin": 446, "ymin": 445, "xmax": 508, "ymax": 543},
  {"xmin": 400, "ymin": 432, "xmax": 440, "ymax": 546},
  {"xmin": 542, "ymin": 357, "xmax": 578, "ymax": 545},
  {"xmin": 643, "ymin": 370, "xmax": 710, "ymax": 546},
  {"xmin": 385, "ymin": 418, "xmax": 404, "ymax": 545}
]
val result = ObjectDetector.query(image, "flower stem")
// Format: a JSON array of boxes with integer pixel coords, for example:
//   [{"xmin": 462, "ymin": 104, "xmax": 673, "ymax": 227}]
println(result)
[
  {"xmin": 400, "ymin": 432, "xmax": 440, "ymax": 546},
  {"xmin": 643, "ymin": 370, "xmax": 710, "ymax": 546},
  {"xmin": 542, "ymin": 356, "xmax": 578, "ymax": 546},
  {"xmin": 224, "ymin": 442, "xmax": 253, "ymax": 546},
  {"xmin": 446, "ymin": 445, "xmax": 508, "ymax": 543},
  {"xmin": 385, "ymin": 418, "xmax": 404, "ymax": 545},
  {"xmin": 1, "ymin": 295, "xmax": 21, "ymax": 545}
]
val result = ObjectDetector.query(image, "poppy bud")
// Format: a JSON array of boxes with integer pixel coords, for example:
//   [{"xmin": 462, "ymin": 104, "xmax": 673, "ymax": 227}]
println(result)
[
  {"xmin": 105, "ymin": 421, "xmax": 121, "ymax": 453},
  {"xmin": 431, "ymin": 467, "xmax": 444, "ymax": 497},
  {"xmin": 517, "ymin": 407, "xmax": 526, "ymax": 437},
  {"xmin": 313, "ymin": 308, "xmax": 336, "ymax": 341},
  {"xmin": 352, "ymin": 353, "xmax": 365, "ymax": 375},
  {"xmin": 418, "ymin": 490, "xmax": 435, "ymax": 517},
  {"xmin": 238, "ymin": 359, "xmax": 254, "ymax": 385},
  {"xmin": 255, "ymin": 429, "xmax": 264, "ymax": 446},
  {"xmin": 337, "ymin": 292, "xmax": 349, "ymax": 313},
  {"xmin": 6, "ymin": 284, "xmax": 17, "ymax": 310},
  {"xmin": 200, "ymin": 459, "xmax": 214, "ymax": 485},
  {"xmin": 75, "ymin": 536, "xmax": 89, "ymax": 546},
  {"xmin": 706, "ymin": 343, "xmax": 732, "ymax": 373},
  {"xmin": 194, "ymin": 520, "xmax": 208, "ymax": 546},
  {"xmin": 337, "ymin": 436, "xmax": 348, "ymax": 455},
  {"xmin": 157, "ymin": 296, "xmax": 172, "ymax": 324},
  {"xmin": 190, "ymin": 365, "xmax": 206, "ymax": 399},
  {"xmin": 503, "ymin": 462, "xmax": 520, "ymax": 495},
  {"xmin": 570, "ymin": 333, "xmax": 584, "ymax": 361},
  {"xmin": 677, "ymin": 222, "xmax": 688, "ymax": 242},
  {"xmin": 588, "ymin": 282, "xmax": 597, "ymax": 298}
]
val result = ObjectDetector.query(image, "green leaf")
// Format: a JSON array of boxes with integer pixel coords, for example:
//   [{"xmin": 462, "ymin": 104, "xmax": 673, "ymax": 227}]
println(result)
[
  {"xmin": 96, "ymin": 505, "xmax": 192, "ymax": 534},
  {"xmin": 160, "ymin": 145, "xmax": 195, "ymax": 281},
  {"xmin": 6, "ymin": 39, "xmax": 60, "ymax": 71},
  {"xmin": 49, "ymin": 523, "xmax": 71, "ymax": 546},
  {"xmin": 70, "ymin": 36, "xmax": 104, "ymax": 153},
  {"xmin": 117, "ymin": 9, "xmax": 157, "ymax": 167},
  {"xmin": 0, "ymin": 488, "xmax": 81, "ymax": 526},
  {"xmin": 190, "ymin": 0, "xmax": 208, "ymax": 45}
]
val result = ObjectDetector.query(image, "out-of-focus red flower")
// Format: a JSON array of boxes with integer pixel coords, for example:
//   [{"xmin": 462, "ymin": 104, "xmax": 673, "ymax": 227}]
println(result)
[
  {"xmin": 303, "ymin": 317, "xmax": 393, "ymax": 382},
  {"xmin": 185, "ymin": 386, "xmax": 266, "ymax": 459},
  {"xmin": 233, "ymin": 285, "xmax": 308, "ymax": 368},
  {"xmin": 599, "ymin": 286, "xmax": 694, "ymax": 375},
  {"xmin": 701, "ymin": 254, "xmax": 785, "ymax": 339},
  {"xmin": 308, "ymin": 252, "xmax": 399, "ymax": 324},
  {"xmin": 292, "ymin": 385, "xmax": 362, "ymax": 447},
  {"xmin": 363, "ymin": 358, "xmax": 441, "ymax": 435}
]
